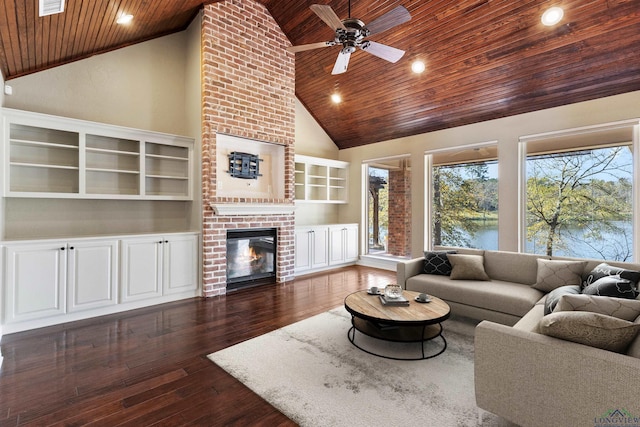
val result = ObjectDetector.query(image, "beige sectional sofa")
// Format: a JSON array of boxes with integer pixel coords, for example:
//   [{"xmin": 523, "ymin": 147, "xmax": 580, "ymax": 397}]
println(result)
[{"xmin": 396, "ymin": 248, "xmax": 640, "ymax": 427}]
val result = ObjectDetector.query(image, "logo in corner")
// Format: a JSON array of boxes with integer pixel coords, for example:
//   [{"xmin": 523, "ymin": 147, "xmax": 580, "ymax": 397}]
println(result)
[{"xmin": 594, "ymin": 409, "xmax": 640, "ymax": 427}]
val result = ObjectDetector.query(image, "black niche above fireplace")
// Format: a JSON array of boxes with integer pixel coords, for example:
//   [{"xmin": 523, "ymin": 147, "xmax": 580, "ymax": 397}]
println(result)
[{"xmin": 226, "ymin": 228, "xmax": 277, "ymax": 291}]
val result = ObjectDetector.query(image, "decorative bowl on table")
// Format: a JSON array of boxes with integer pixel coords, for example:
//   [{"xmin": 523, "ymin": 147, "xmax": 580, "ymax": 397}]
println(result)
[{"xmin": 384, "ymin": 284, "xmax": 403, "ymax": 299}]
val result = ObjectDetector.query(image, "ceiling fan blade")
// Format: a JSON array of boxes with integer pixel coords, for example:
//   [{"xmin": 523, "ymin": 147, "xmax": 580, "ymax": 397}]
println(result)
[
  {"xmin": 287, "ymin": 41, "xmax": 335, "ymax": 53},
  {"xmin": 310, "ymin": 4, "xmax": 346, "ymax": 31},
  {"xmin": 361, "ymin": 41, "xmax": 405, "ymax": 63},
  {"xmin": 364, "ymin": 5, "xmax": 411, "ymax": 36},
  {"xmin": 331, "ymin": 50, "xmax": 351, "ymax": 75}
]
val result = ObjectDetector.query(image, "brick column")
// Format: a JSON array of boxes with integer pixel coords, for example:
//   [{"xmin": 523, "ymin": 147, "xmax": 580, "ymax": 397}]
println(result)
[{"xmin": 387, "ymin": 160, "xmax": 411, "ymax": 257}]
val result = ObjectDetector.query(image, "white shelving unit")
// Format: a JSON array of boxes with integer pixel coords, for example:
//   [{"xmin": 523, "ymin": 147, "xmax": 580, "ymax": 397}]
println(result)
[
  {"xmin": 294, "ymin": 154, "xmax": 349, "ymax": 203},
  {"xmin": 2, "ymin": 108, "xmax": 194, "ymax": 200}
]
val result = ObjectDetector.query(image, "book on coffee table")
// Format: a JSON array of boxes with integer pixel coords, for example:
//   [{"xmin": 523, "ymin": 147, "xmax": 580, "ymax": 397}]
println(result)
[{"xmin": 379, "ymin": 294, "xmax": 410, "ymax": 306}]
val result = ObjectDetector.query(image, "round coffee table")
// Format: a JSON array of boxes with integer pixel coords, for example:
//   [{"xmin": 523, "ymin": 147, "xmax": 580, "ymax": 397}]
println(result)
[{"xmin": 344, "ymin": 290, "xmax": 451, "ymax": 360}]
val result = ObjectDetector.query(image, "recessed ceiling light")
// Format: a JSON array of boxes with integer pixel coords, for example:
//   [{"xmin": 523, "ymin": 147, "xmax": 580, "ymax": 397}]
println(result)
[
  {"xmin": 541, "ymin": 7, "xmax": 564, "ymax": 26},
  {"xmin": 331, "ymin": 93, "xmax": 342, "ymax": 104},
  {"xmin": 117, "ymin": 14, "xmax": 133, "ymax": 25},
  {"xmin": 411, "ymin": 60, "xmax": 426, "ymax": 74}
]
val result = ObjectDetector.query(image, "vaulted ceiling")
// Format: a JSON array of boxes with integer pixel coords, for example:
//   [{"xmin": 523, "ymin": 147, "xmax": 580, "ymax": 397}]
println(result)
[{"xmin": 1, "ymin": 1, "xmax": 639, "ymax": 149}]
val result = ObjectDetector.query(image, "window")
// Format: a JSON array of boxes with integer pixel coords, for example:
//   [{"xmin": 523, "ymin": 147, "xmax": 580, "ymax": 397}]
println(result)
[
  {"xmin": 363, "ymin": 156, "xmax": 411, "ymax": 258},
  {"xmin": 427, "ymin": 144, "xmax": 498, "ymax": 250},
  {"xmin": 522, "ymin": 123, "xmax": 638, "ymax": 261}
]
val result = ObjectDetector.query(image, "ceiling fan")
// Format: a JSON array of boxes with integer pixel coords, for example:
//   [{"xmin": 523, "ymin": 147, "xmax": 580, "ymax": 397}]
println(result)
[{"xmin": 286, "ymin": 2, "xmax": 411, "ymax": 75}]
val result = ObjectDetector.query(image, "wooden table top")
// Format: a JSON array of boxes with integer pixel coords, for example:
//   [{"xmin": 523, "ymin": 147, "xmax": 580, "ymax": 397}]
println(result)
[{"xmin": 344, "ymin": 290, "xmax": 450, "ymax": 325}]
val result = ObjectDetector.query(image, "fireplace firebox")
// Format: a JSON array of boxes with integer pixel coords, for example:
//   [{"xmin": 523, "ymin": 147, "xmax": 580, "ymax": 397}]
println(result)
[{"xmin": 226, "ymin": 228, "xmax": 277, "ymax": 290}]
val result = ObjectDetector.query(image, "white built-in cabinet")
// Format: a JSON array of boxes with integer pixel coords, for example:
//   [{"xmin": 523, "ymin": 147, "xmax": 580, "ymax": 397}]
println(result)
[
  {"xmin": 294, "ymin": 154, "xmax": 348, "ymax": 203},
  {"xmin": 2, "ymin": 108, "xmax": 194, "ymax": 200},
  {"xmin": 295, "ymin": 224, "xmax": 358, "ymax": 274},
  {"xmin": 120, "ymin": 233, "xmax": 198, "ymax": 302},
  {"xmin": 2, "ymin": 232, "xmax": 199, "ymax": 334}
]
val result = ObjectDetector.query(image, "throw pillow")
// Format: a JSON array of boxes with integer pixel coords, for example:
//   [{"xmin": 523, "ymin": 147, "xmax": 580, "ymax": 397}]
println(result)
[
  {"xmin": 447, "ymin": 254, "xmax": 490, "ymax": 281},
  {"xmin": 423, "ymin": 250, "xmax": 457, "ymax": 275},
  {"xmin": 554, "ymin": 293, "xmax": 640, "ymax": 321},
  {"xmin": 582, "ymin": 275, "xmax": 638, "ymax": 299},
  {"xmin": 532, "ymin": 259, "xmax": 587, "ymax": 292},
  {"xmin": 582, "ymin": 262, "xmax": 640, "ymax": 288},
  {"xmin": 543, "ymin": 285, "xmax": 581, "ymax": 315},
  {"xmin": 539, "ymin": 311, "xmax": 640, "ymax": 353}
]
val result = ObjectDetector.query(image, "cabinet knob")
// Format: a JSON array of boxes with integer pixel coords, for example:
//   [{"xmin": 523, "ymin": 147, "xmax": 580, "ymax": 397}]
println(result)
[
  {"xmin": 158, "ymin": 241, "xmax": 163, "ymax": 244},
  {"xmin": 69, "ymin": 246, "xmax": 74, "ymax": 250},
  {"xmin": 60, "ymin": 247, "xmax": 65, "ymax": 251},
  {"xmin": 164, "ymin": 240, "xmax": 169, "ymax": 243}
]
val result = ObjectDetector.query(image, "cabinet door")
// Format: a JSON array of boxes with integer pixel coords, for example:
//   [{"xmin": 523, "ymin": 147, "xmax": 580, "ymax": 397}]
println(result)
[
  {"xmin": 311, "ymin": 227, "xmax": 329, "ymax": 269},
  {"xmin": 163, "ymin": 234, "xmax": 198, "ymax": 295},
  {"xmin": 120, "ymin": 237, "xmax": 163, "ymax": 302},
  {"xmin": 294, "ymin": 228, "xmax": 313, "ymax": 272},
  {"xmin": 328, "ymin": 227, "xmax": 345, "ymax": 265},
  {"xmin": 67, "ymin": 240, "xmax": 118, "ymax": 312},
  {"xmin": 5, "ymin": 242, "xmax": 67, "ymax": 323},
  {"xmin": 344, "ymin": 225, "xmax": 359, "ymax": 262}
]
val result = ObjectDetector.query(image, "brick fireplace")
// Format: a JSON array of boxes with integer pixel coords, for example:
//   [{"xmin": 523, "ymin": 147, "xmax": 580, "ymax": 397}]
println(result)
[{"xmin": 201, "ymin": 0, "xmax": 296, "ymax": 297}]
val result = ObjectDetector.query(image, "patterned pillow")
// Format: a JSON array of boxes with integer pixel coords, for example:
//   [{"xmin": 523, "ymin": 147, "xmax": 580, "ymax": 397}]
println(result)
[
  {"xmin": 539, "ymin": 311, "xmax": 640, "ymax": 353},
  {"xmin": 447, "ymin": 254, "xmax": 490, "ymax": 281},
  {"xmin": 582, "ymin": 275, "xmax": 638, "ymax": 299},
  {"xmin": 533, "ymin": 259, "xmax": 588, "ymax": 292},
  {"xmin": 582, "ymin": 262, "xmax": 640, "ymax": 288},
  {"xmin": 554, "ymin": 294, "xmax": 640, "ymax": 321},
  {"xmin": 423, "ymin": 251, "xmax": 457, "ymax": 275}
]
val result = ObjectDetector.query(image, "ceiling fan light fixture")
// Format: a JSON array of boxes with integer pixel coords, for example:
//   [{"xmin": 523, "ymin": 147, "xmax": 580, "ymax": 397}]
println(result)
[
  {"xmin": 117, "ymin": 13, "xmax": 134, "ymax": 25},
  {"xmin": 541, "ymin": 7, "xmax": 564, "ymax": 26},
  {"xmin": 411, "ymin": 60, "xmax": 426, "ymax": 74}
]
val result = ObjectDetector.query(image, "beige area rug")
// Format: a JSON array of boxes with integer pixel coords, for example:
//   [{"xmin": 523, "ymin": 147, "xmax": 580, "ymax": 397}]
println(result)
[{"xmin": 207, "ymin": 307, "xmax": 517, "ymax": 427}]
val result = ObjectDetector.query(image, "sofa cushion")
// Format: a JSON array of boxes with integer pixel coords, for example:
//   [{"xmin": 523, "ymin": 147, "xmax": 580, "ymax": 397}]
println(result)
[
  {"xmin": 627, "ymin": 314, "xmax": 640, "ymax": 358},
  {"xmin": 484, "ymin": 251, "xmax": 546, "ymax": 286},
  {"xmin": 539, "ymin": 311, "xmax": 640, "ymax": 353},
  {"xmin": 405, "ymin": 275, "xmax": 544, "ymax": 317},
  {"xmin": 582, "ymin": 276, "xmax": 638, "ymax": 299},
  {"xmin": 532, "ymin": 259, "xmax": 588, "ymax": 292},
  {"xmin": 544, "ymin": 285, "xmax": 581, "ymax": 315},
  {"xmin": 423, "ymin": 250, "xmax": 456, "ymax": 275},
  {"xmin": 447, "ymin": 254, "xmax": 490, "ymax": 281},
  {"xmin": 554, "ymin": 294, "xmax": 640, "ymax": 321},
  {"xmin": 582, "ymin": 262, "xmax": 640, "ymax": 288}
]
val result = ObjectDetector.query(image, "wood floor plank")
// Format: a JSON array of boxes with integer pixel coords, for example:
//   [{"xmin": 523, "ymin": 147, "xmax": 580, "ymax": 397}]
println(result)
[{"xmin": 0, "ymin": 266, "xmax": 395, "ymax": 425}]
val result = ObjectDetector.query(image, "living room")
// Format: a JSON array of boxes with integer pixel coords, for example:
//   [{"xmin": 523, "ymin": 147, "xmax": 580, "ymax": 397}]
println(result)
[{"xmin": 1, "ymin": 0, "xmax": 640, "ymax": 425}]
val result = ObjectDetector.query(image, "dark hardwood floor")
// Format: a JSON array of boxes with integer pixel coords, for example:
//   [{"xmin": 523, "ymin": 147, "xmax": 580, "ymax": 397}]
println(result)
[{"xmin": 0, "ymin": 266, "xmax": 395, "ymax": 426}]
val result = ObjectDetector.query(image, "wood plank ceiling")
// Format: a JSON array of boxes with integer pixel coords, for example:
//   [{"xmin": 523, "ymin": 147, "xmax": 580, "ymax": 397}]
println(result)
[{"xmin": 1, "ymin": 1, "xmax": 639, "ymax": 149}]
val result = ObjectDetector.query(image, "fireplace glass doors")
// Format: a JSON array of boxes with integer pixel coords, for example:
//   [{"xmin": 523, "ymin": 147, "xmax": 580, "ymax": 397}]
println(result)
[{"xmin": 226, "ymin": 228, "xmax": 276, "ymax": 290}]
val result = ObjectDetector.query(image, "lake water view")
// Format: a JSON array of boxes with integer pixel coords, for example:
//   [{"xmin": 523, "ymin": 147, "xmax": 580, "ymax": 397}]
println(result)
[{"xmin": 460, "ymin": 221, "xmax": 633, "ymax": 261}]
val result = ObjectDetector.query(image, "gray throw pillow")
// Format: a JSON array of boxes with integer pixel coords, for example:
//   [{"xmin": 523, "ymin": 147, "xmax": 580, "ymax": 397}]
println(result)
[
  {"xmin": 447, "ymin": 254, "xmax": 490, "ymax": 281},
  {"xmin": 582, "ymin": 275, "xmax": 638, "ymax": 299},
  {"xmin": 533, "ymin": 259, "xmax": 588, "ymax": 292},
  {"xmin": 544, "ymin": 285, "xmax": 581, "ymax": 315},
  {"xmin": 423, "ymin": 250, "xmax": 457, "ymax": 275},
  {"xmin": 539, "ymin": 311, "xmax": 640, "ymax": 353}
]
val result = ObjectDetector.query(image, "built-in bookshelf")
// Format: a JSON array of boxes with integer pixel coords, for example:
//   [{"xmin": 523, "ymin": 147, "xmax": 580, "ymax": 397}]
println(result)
[
  {"xmin": 2, "ymin": 108, "xmax": 194, "ymax": 200},
  {"xmin": 294, "ymin": 155, "xmax": 349, "ymax": 203}
]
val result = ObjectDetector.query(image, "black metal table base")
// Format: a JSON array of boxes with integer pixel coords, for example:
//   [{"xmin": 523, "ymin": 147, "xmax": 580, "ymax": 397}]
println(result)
[{"xmin": 347, "ymin": 317, "xmax": 448, "ymax": 361}]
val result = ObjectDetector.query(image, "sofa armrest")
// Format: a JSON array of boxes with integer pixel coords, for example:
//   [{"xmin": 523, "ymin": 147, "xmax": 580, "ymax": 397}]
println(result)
[
  {"xmin": 396, "ymin": 257, "xmax": 424, "ymax": 289},
  {"xmin": 475, "ymin": 321, "xmax": 640, "ymax": 426}
]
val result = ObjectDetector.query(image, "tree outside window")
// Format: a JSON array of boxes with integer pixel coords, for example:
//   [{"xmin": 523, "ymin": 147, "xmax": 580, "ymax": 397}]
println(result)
[{"xmin": 526, "ymin": 146, "xmax": 633, "ymax": 260}]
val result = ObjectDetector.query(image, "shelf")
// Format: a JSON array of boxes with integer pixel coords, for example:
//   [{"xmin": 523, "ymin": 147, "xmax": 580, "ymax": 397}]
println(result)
[
  {"xmin": 3, "ymin": 108, "xmax": 194, "ymax": 200},
  {"xmin": 294, "ymin": 154, "xmax": 349, "ymax": 203}
]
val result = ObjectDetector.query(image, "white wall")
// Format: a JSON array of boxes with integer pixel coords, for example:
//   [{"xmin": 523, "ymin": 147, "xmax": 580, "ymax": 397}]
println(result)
[
  {"xmin": 294, "ymin": 98, "xmax": 341, "ymax": 225},
  {"xmin": 1, "ymin": 30, "xmax": 199, "ymax": 240},
  {"xmin": 338, "ymin": 90, "xmax": 640, "ymax": 258}
]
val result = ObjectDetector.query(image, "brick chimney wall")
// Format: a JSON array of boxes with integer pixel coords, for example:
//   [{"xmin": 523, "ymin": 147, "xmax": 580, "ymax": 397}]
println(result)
[
  {"xmin": 387, "ymin": 161, "xmax": 411, "ymax": 257},
  {"xmin": 201, "ymin": 0, "xmax": 296, "ymax": 296}
]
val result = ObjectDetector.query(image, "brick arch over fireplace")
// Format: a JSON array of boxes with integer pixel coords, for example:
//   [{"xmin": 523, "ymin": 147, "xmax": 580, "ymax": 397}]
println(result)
[{"xmin": 201, "ymin": 0, "xmax": 296, "ymax": 297}]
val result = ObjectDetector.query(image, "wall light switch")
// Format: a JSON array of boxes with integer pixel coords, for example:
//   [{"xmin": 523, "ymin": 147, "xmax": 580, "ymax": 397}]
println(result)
[{"xmin": 4, "ymin": 85, "xmax": 12, "ymax": 95}]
